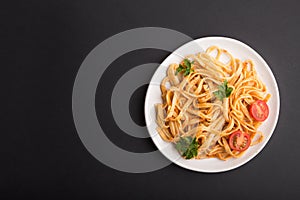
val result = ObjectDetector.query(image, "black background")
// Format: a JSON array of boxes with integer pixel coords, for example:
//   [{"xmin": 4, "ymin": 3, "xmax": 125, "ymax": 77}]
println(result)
[{"xmin": 3, "ymin": 0, "xmax": 300, "ymax": 199}]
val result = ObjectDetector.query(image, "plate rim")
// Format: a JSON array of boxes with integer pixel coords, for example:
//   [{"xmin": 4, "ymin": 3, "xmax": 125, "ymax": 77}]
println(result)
[{"xmin": 144, "ymin": 36, "xmax": 280, "ymax": 173}]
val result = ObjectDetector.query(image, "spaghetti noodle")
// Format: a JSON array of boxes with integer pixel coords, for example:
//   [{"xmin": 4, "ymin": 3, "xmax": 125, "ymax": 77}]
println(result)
[{"xmin": 155, "ymin": 46, "xmax": 270, "ymax": 160}]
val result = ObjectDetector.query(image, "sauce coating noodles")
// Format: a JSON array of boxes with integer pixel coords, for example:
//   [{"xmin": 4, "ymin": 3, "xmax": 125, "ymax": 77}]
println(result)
[{"xmin": 155, "ymin": 46, "xmax": 270, "ymax": 160}]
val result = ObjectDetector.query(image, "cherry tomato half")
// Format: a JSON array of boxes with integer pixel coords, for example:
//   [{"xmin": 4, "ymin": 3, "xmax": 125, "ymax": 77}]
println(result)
[
  {"xmin": 229, "ymin": 131, "xmax": 251, "ymax": 151},
  {"xmin": 249, "ymin": 100, "xmax": 269, "ymax": 122}
]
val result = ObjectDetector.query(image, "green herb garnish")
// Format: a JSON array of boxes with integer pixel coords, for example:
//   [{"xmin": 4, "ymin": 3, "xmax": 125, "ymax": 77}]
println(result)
[
  {"xmin": 175, "ymin": 59, "xmax": 194, "ymax": 76},
  {"xmin": 213, "ymin": 80, "xmax": 233, "ymax": 101},
  {"xmin": 175, "ymin": 136, "xmax": 199, "ymax": 159}
]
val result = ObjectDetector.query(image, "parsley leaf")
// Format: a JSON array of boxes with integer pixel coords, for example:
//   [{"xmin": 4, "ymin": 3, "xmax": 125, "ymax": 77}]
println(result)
[
  {"xmin": 184, "ymin": 59, "xmax": 192, "ymax": 69},
  {"xmin": 175, "ymin": 136, "xmax": 199, "ymax": 159},
  {"xmin": 175, "ymin": 64, "xmax": 184, "ymax": 75},
  {"xmin": 213, "ymin": 80, "xmax": 233, "ymax": 100},
  {"xmin": 175, "ymin": 59, "xmax": 194, "ymax": 76}
]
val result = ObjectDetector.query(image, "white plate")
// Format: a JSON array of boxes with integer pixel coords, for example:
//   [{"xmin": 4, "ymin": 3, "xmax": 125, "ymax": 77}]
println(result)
[{"xmin": 144, "ymin": 37, "xmax": 280, "ymax": 173}]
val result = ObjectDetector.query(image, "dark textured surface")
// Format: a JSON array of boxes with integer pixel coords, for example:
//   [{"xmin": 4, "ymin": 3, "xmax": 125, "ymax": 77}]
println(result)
[{"xmin": 3, "ymin": 0, "xmax": 300, "ymax": 199}]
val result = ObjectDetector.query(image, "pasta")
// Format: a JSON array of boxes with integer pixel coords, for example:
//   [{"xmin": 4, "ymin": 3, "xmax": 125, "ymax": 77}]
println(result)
[{"xmin": 155, "ymin": 46, "xmax": 271, "ymax": 160}]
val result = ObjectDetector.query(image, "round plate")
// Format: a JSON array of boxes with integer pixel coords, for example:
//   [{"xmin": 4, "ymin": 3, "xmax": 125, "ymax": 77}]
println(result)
[{"xmin": 144, "ymin": 37, "xmax": 280, "ymax": 173}]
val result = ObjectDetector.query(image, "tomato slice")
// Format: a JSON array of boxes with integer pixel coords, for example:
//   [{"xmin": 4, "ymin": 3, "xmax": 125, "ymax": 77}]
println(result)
[
  {"xmin": 229, "ymin": 131, "xmax": 251, "ymax": 151},
  {"xmin": 249, "ymin": 100, "xmax": 269, "ymax": 122}
]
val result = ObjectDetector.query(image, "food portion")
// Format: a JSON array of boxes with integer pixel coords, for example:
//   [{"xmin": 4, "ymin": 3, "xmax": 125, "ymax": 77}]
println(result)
[{"xmin": 155, "ymin": 46, "xmax": 271, "ymax": 160}]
